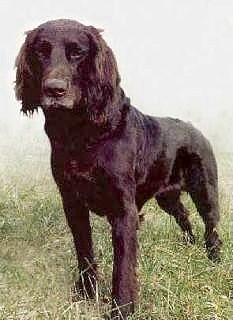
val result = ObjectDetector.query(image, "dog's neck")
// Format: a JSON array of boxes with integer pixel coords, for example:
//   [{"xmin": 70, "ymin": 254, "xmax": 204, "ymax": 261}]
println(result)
[{"xmin": 43, "ymin": 88, "xmax": 130, "ymax": 150}]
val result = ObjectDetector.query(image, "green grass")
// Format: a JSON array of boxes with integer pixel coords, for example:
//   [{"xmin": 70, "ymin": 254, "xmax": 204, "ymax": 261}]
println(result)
[{"xmin": 0, "ymin": 141, "xmax": 232, "ymax": 319}]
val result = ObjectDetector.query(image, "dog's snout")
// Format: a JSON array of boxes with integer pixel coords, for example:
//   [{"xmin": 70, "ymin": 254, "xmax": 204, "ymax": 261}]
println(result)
[{"xmin": 43, "ymin": 79, "xmax": 68, "ymax": 98}]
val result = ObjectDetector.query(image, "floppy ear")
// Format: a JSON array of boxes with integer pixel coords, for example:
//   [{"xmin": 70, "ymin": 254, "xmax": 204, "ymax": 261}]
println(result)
[
  {"xmin": 83, "ymin": 26, "xmax": 121, "ymax": 125},
  {"xmin": 88, "ymin": 26, "xmax": 120, "ymax": 91},
  {"xmin": 15, "ymin": 29, "xmax": 41, "ymax": 115}
]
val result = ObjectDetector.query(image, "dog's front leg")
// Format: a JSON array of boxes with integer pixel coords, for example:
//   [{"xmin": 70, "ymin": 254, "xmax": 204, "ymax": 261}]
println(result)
[
  {"xmin": 109, "ymin": 203, "xmax": 138, "ymax": 319},
  {"xmin": 61, "ymin": 190, "xmax": 97, "ymax": 298}
]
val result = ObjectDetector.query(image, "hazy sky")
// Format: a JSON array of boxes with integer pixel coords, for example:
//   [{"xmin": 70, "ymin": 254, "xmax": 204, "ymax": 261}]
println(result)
[{"xmin": 1, "ymin": 0, "xmax": 233, "ymax": 152}]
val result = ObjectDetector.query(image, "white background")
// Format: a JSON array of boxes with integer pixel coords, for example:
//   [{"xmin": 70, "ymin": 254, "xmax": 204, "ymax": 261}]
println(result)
[{"xmin": 1, "ymin": 0, "xmax": 233, "ymax": 152}]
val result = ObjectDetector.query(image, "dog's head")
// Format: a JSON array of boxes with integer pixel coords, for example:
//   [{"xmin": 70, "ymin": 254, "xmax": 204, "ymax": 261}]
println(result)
[{"xmin": 15, "ymin": 19, "xmax": 121, "ymax": 124}]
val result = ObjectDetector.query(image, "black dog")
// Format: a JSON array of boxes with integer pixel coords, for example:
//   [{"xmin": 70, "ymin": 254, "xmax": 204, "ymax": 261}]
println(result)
[{"xmin": 15, "ymin": 19, "xmax": 222, "ymax": 319}]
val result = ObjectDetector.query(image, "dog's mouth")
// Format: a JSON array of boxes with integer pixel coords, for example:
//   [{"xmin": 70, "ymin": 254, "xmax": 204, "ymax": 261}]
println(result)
[
  {"xmin": 41, "ymin": 100, "xmax": 74, "ymax": 111},
  {"xmin": 40, "ymin": 97, "xmax": 88, "ymax": 119},
  {"xmin": 40, "ymin": 94, "xmax": 79, "ymax": 111}
]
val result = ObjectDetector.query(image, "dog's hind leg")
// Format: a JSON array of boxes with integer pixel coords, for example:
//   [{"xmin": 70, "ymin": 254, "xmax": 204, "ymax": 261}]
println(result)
[
  {"xmin": 155, "ymin": 189, "xmax": 195, "ymax": 244},
  {"xmin": 186, "ymin": 155, "xmax": 222, "ymax": 261}
]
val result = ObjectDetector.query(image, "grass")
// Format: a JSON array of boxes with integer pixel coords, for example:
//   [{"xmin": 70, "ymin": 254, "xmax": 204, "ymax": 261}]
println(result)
[{"xmin": 0, "ymin": 133, "xmax": 232, "ymax": 319}]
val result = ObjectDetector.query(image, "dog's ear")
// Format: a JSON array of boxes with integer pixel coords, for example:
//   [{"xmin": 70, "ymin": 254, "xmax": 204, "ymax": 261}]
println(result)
[
  {"xmin": 84, "ymin": 26, "xmax": 121, "ymax": 125},
  {"xmin": 87, "ymin": 26, "xmax": 120, "ymax": 90},
  {"xmin": 15, "ymin": 29, "xmax": 40, "ymax": 115}
]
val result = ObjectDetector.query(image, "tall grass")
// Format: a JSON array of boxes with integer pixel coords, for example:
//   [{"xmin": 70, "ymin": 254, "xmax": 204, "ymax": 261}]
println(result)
[{"xmin": 0, "ymin": 129, "xmax": 232, "ymax": 319}]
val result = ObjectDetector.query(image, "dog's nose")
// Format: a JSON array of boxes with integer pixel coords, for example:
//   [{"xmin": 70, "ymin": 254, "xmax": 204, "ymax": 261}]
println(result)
[{"xmin": 43, "ymin": 79, "xmax": 68, "ymax": 98}]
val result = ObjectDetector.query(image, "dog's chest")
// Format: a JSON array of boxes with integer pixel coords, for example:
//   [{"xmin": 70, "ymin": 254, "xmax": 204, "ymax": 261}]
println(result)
[
  {"xmin": 62, "ymin": 149, "xmax": 119, "ymax": 215},
  {"xmin": 64, "ymin": 154, "xmax": 96, "ymax": 186}
]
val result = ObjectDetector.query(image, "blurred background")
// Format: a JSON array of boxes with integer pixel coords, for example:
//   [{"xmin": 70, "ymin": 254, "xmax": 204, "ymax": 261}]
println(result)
[{"xmin": 0, "ymin": 0, "xmax": 233, "ymax": 157}]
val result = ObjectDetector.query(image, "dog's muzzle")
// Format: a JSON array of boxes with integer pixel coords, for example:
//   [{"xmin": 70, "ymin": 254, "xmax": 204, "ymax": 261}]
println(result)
[{"xmin": 41, "ymin": 77, "xmax": 81, "ymax": 110}]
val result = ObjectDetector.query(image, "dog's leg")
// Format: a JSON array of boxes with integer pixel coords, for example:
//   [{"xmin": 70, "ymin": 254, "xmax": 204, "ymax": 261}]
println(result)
[
  {"xmin": 61, "ymin": 191, "xmax": 97, "ymax": 298},
  {"xmin": 186, "ymin": 159, "xmax": 222, "ymax": 261},
  {"xmin": 188, "ymin": 186, "xmax": 222, "ymax": 261},
  {"xmin": 156, "ymin": 191, "xmax": 195, "ymax": 244},
  {"xmin": 108, "ymin": 204, "xmax": 138, "ymax": 319}
]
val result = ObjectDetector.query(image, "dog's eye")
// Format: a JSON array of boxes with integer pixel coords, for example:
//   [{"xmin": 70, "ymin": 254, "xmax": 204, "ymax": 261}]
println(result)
[
  {"xmin": 66, "ymin": 43, "xmax": 86, "ymax": 60},
  {"xmin": 37, "ymin": 41, "xmax": 52, "ymax": 58}
]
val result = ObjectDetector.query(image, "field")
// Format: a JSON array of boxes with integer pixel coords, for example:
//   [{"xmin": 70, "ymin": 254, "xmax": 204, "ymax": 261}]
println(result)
[{"xmin": 0, "ymin": 126, "xmax": 232, "ymax": 319}]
